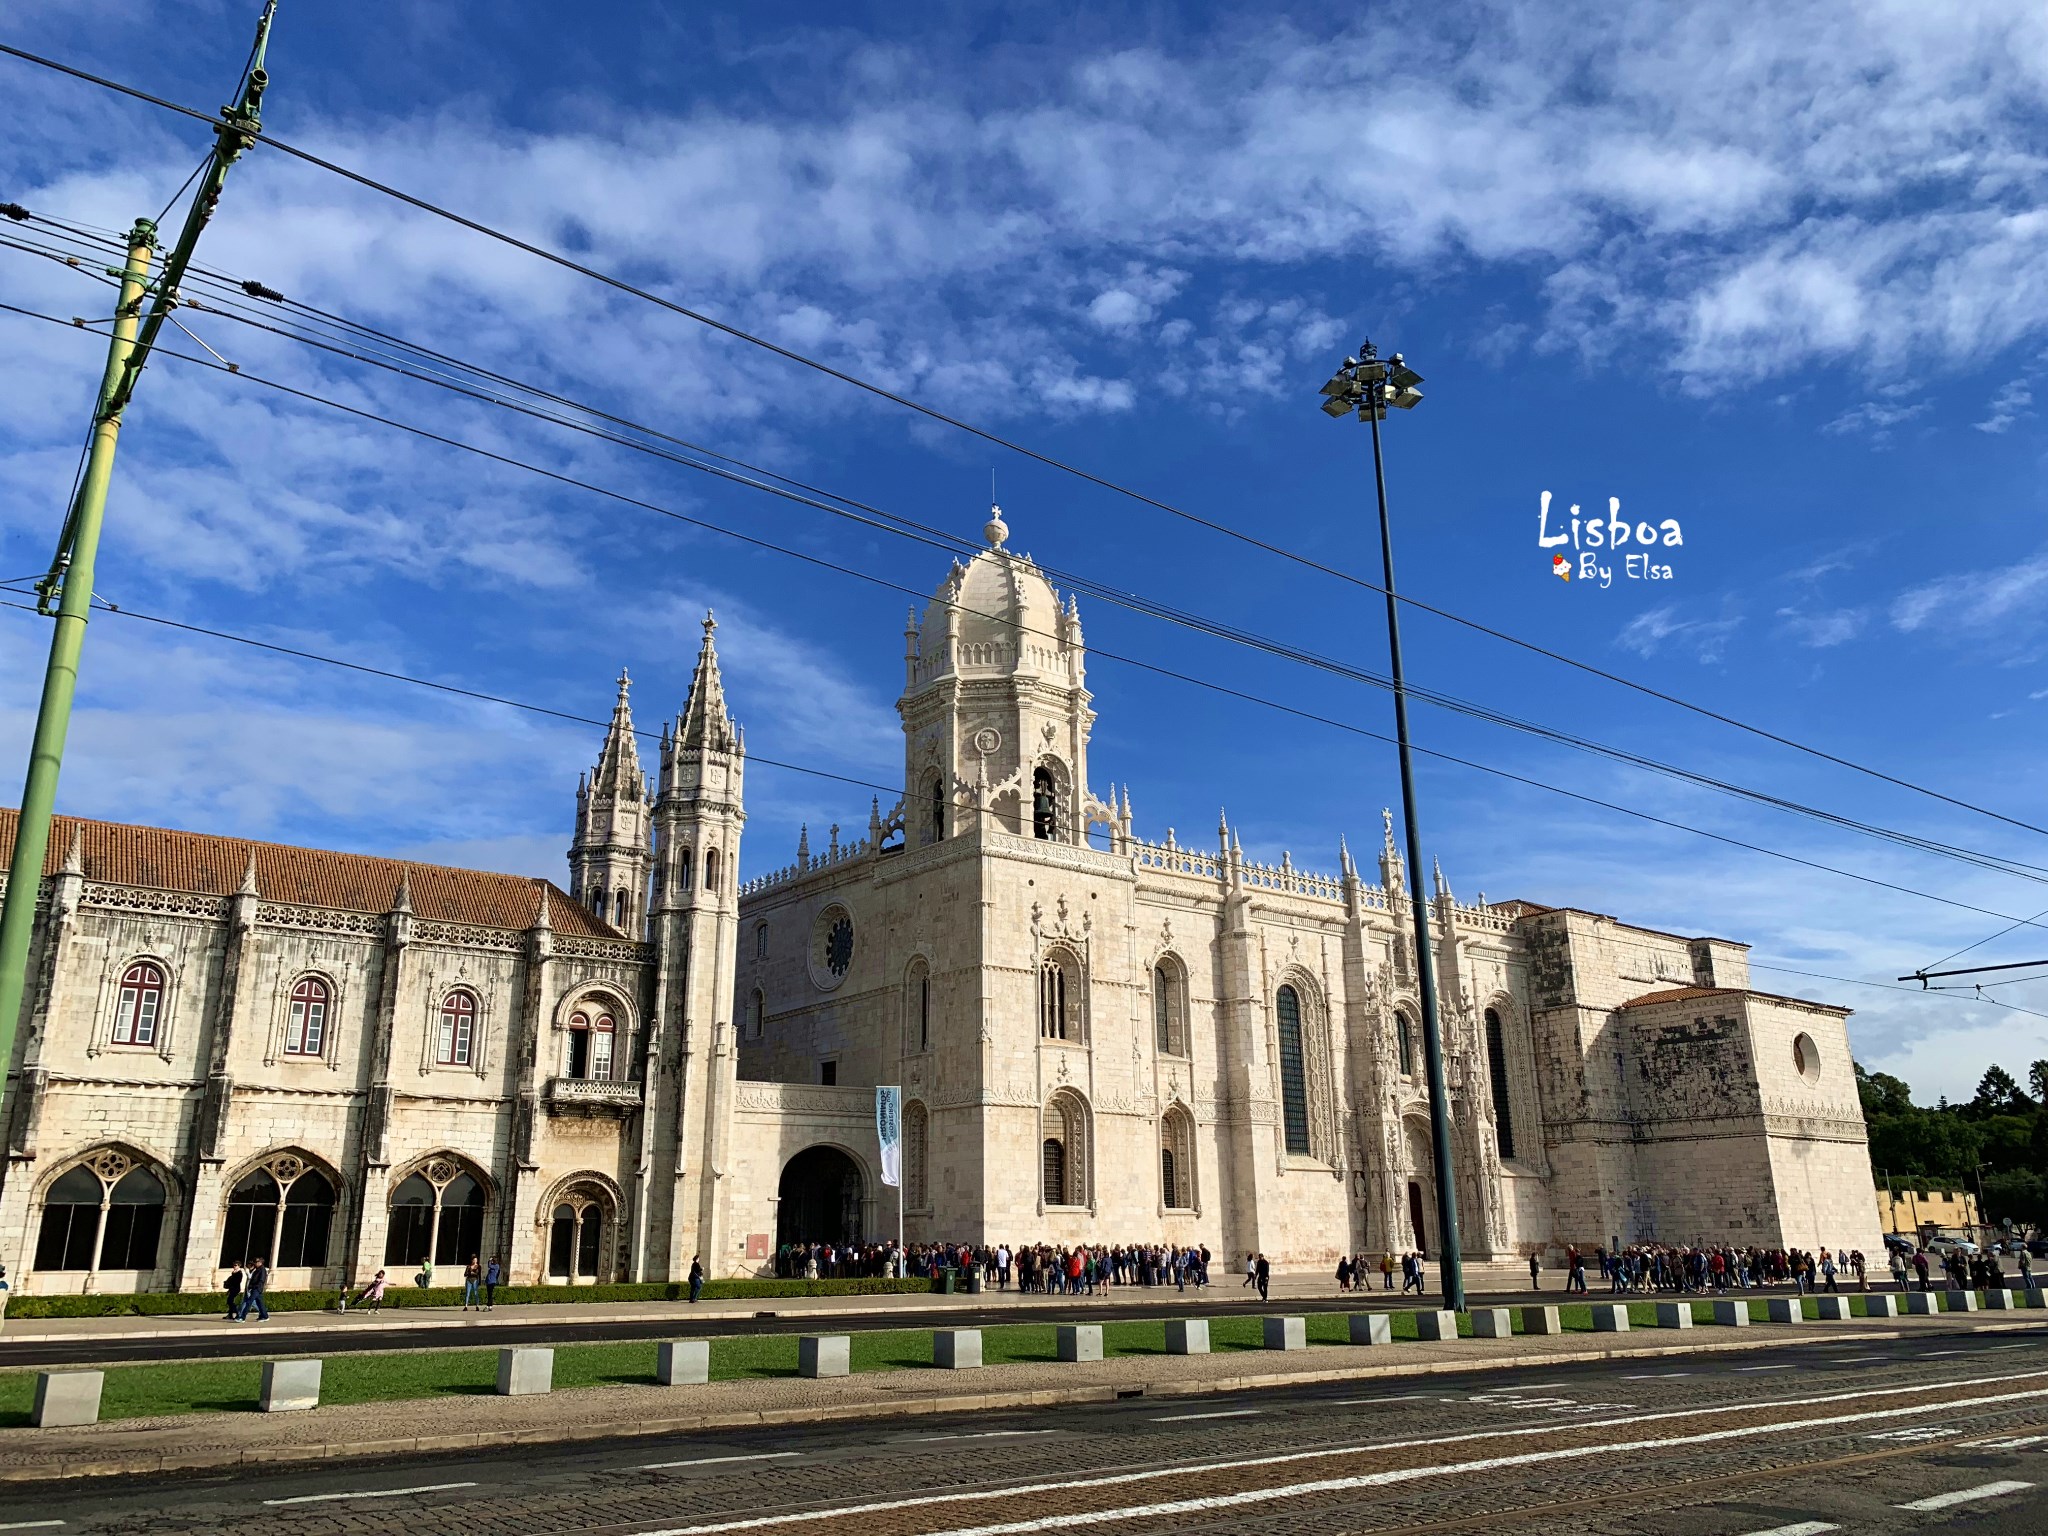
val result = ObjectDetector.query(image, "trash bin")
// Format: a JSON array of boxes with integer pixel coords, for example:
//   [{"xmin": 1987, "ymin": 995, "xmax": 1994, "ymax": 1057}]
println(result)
[
  {"xmin": 964, "ymin": 1269, "xmax": 984, "ymax": 1295},
  {"xmin": 937, "ymin": 1267, "xmax": 957, "ymax": 1295}
]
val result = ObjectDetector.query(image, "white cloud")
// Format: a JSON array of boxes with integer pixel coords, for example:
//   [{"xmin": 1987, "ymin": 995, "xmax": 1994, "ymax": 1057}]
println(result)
[
  {"xmin": 1776, "ymin": 606, "xmax": 1867, "ymax": 647},
  {"xmin": 1890, "ymin": 550, "xmax": 2048, "ymax": 637},
  {"xmin": 1820, "ymin": 398, "xmax": 1928, "ymax": 440},
  {"xmin": 1617, "ymin": 602, "xmax": 1743, "ymax": 662},
  {"xmin": 1976, "ymin": 377, "xmax": 2036, "ymax": 433}
]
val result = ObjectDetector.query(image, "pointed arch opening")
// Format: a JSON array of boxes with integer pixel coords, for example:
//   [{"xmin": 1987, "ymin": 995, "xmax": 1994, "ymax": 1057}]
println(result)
[
  {"xmin": 1038, "ymin": 946, "xmax": 1083, "ymax": 1042},
  {"xmin": 1041, "ymin": 1089, "xmax": 1091, "ymax": 1208},
  {"xmin": 1152, "ymin": 955, "xmax": 1187, "ymax": 1057},
  {"xmin": 1160, "ymin": 1104, "xmax": 1196, "ymax": 1211},
  {"xmin": 903, "ymin": 1099, "xmax": 930, "ymax": 1212},
  {"xmin": 33, "ymin": 1149, "xmax": 171, "ymax": 1278},
  {"xmin": 1483, "ymin": 1006, "xmax": 1517, "ymax": 1160},
  {"xmin": 385, "ymin": 1156, "xmax": 492, "ymax": 1268}
]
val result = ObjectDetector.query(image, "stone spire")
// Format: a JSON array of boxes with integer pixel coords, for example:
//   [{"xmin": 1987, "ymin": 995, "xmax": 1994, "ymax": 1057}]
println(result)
[
  {"xmin": 677, "ymin": 611, "xmax": 737, "ymax": 754},
  {"xmin": 392, "ymin": 866, "xmax": 414, "ymax": 913},
  {"xmin": 237, "ymin": 848, "xmax": 260, "ymax": 896},
  {"xmin": 1379, "ymin": 807, "xmax": 1406, "ymax": 892},
  {"xmin": 59, "ymin": 823, "xmax": 84, "ymax": 876},
  {"xmin": 590, "ymin": 669, "xmax": 645, "ymax": 803}
]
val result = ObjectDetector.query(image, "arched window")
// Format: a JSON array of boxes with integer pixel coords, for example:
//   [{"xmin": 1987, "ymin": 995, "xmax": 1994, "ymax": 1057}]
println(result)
[
  {"xmin": 385, "ymin": 1173, "xmax": 436, "ymax": 1266},
  {"xmin": 285, "ymin": 977, "xmax": 329, "ymax": 1057},
  {"xmin": 218, "ymin": 1156, "xmax": 335, "ymax": 1269},
  {"xmin": 1032, "ymin": 766, "xmax": 1058, "ymax": 840},
  {"xmin": 1275, "ymin": 986, "xmax": 1312, "ymax": 1157},
  {"xmin": 1041, "ymin": 1090, "xmax": 1089, "ymax": 1207},
  {"xmin": 220, "ymin": 1169, "xmax": 280, "ymax": 1267},
  {"xmin": 1396, "ymin": 1011, "xmax": 1416, "ymax": 1077},
  {"xmin": 705, "ymin": 848, "xmax": 722, "ymax": 892},
  {"xmin": 277, "ymin": 1170, "xmax": 335, "ymax": 1268},
  {"xmin": 904, "ymin": 1099, "xmax": 930, "ymax": 1210},
  {"xmin": 383, "ymin": 1164, "xmax": 489, "ymax": 1267},
  {"xmin": 101, "ymin": 1165, "xmax": 166, "ymax": 1270},
  {"xmin": 926, "ymin": 773, "xmax": 946, "ymax": 845},
  {"xmin": 1161, "ymin": 1107, "xmax": 1196, "ymax": 1210},
  {"xmin": 614, "ymin": 890, "xmax": 630, "ymax": 928},
  {"xmin": 676, "ymin": 845, "xmax": 694, "ymax": 890},
  {"xmin": 755, "ymin": 922, "xmax": 769, "ymax": 959},
  {"xmin": 36, "ymin": 1165, "xmax": 104, "ymax": 1270},
  {"xmin": 546, "ymin": 1184, "xmax": 610, "ymax": 1282},
  {"xmin": 745, "ymin": 988, "xmax": 765, "ymax": 1041},
  {"xmin": 591, "ymin": 1012, "xmax": 616, "ymax": 1079},
  {"xmin": 112, "ymin": 962, "xmax": 164, "ymax": 1046},
  {"xmin": 1038, "ymin": 951, "xmax": 1080, "ymax": 1041},
  {"xmin": 905, "ymin": 959, "xmax": 932, "ymax": 1053},
  {"xmin": 918, "ymin": 970, "xmax": 931, "ymax": 1052},
  {"xmin": 1484, "ymin": 1007, "xmax": 1517, "ymax": 1160},
  {"xmin": 34, "ymin": 1159, "xmax": 164, "ymax": 1274},
  {"xmin": 568, "ymin": 1012, "xmax": 592, "ymax": 1078},
  {"xmin": 437, "ymin": 992, "xmax": 476, "ymax": 1066},
  {"xmin": 1153, "ymin": 959, "xmax": 1186, "ymax": 1056}
]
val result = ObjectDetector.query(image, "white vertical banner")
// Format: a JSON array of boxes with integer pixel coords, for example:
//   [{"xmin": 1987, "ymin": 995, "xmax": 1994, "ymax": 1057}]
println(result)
[{"xmin": 876, "ymin": 1084, "xmax": 902, "ymax": 1188}]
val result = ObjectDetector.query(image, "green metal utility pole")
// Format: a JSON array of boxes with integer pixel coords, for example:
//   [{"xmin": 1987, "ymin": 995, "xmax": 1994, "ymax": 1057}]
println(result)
[{"xmin": 0, "ymin": 4, "xmax": 278, "ymax": 1131}]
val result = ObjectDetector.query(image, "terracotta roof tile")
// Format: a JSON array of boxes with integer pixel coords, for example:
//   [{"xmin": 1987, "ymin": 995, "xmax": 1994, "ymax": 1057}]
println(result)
[
  {"xmin": 1617, "ymin": 986, "xmax": 1733, "ymax": 1009},
  {"xmin": 1, "ymin": 809, "xmax": 617, "ymax": 939}
]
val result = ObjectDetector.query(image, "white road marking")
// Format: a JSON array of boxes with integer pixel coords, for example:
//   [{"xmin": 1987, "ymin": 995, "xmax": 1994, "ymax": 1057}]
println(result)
[
  {"xmin": 904, "ymin": 1431, "xmax": 1059, "ymax": 1443},
  {"xmin": 1334, "ymin": 1393, "xmax": 1428, "ymax": 1404},
  {"xmin": 639, "ymin": 1453, "xmax": 803, "ymax": 1470},
  {"xmin": 1920, "ymin": 1349, "xmax": 1966, "ymax": 1357},
  {"xmin": 1151, "ymin": 1409, "xmax": 1262, "ymax": 1422},
  {"xmin": 1733, "ymin": 1523, "xmax": 1838, "ymax": 1536},
  {"xmin": 1963, "ymin": 1434, "xmax": 2048, "ymax": 1449},
  {"xmin": 1831, "ymin": 1356, "xmax": 1885, "ymax": 1363},
  {"xmin": 1865, "ymin": 1427, "xmax": 1959, "ymax": 1442},
  {"xmin": 1895, "ymin": 1479, "xmax": 2035, "ymax": 1511},
  {"xmin": 1736, "ymin": 1364, "xmax": 1796, "ymax": 1372},
  {"xmin": 1623, "ymin": 1372, "xmax": 1691, "ymax": 1379},
  {"xmin": 263, "ymin": 1482, "xmax": 478, "ymax": 1507},
  {"xmin": 0, "ymin": 1522, "xmax": 67, "ymax": 1532},
  {"xmin": 624, "ymin": 1371, "xmax": 2048, "ymax": 1536}
]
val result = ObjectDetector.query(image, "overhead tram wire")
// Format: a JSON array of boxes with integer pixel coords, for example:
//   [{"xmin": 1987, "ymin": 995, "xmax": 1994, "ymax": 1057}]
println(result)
[
  {"xmin": 4, "ymin": 350, "xmax": 2048, "ymax": 943},
  {"xmin": 8, "ymin": 295, "xmax": 2048, "ymax": 909},
  {"xmin": 1745, "ymin": 962, "xmax": 2048, "ymax": 1026},
  {"xmin": 0, "ymin": 64, "xmax": 2043, "ymax": 843},
  {"xmin": 7, "ymin": 250, "xmax": 2047, "ymax": 896}
]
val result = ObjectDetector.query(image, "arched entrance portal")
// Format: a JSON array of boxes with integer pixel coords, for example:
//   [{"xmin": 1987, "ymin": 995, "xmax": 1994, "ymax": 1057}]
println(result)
[{"xmin": 777, "ymin": 1146, "xmax": 864, "ymax": 1248}]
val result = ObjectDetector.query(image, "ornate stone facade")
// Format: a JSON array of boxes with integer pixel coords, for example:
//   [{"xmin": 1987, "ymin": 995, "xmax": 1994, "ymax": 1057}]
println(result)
[{"xmin": 0, "ymin": 513, "xmax": 1883, "ymax": 1292}]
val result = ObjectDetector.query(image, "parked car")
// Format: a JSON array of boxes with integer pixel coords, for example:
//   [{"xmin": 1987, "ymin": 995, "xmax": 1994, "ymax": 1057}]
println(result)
[
  {"xmin": 1883, "ymin": 1234, "xmax": 1917, "ymax": 1255},
  {"xmin": 2029, "ymin": 1237, "xmax": 2048, "ymax": 1258},
  {"xmin": 1926, "ymin": 1235, "xmax": 1979, "ymax": 1255}
]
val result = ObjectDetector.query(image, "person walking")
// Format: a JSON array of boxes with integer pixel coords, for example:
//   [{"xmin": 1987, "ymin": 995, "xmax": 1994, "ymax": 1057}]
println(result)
[
  {"xmin": 1381, "ymin": 1251, "xmax": 1395, "ymax": 1290},
  {"xmin": 1528, "ymin": 1253, "xmax": 1542, "ymax": 1290},
  {"xmin": 688, "ymin": 1255, "xmax": 705, "ymax": 1303},
  {"xmin": 462, "ymin": 1255, "xmax": 482, "ymax": 1311},
  {"xmin": 223, "ymin": 1261, "xmax": 244, "ymax": 1320},
  {"xmin": 1243, "ymin": 1252, "xmax": 1258, "ymax": 1290},
  {"xmin": 1336, "ymin": 1254, "xmax": 1353, "ymax": 1293},
  {"xmin": 237, "ymin": 1257, "xmax": 271, "ymax": 1322},
  {"xmin": 349, "ymin": 1269, "xmax": 389, "ymax": 1310},
  {"xmin": 1254, "ymin": 1252, "xmax": 1271, "ymax": 1303},
  {"xmin": 2020, "ymin": 1249, "xmax": 2038, "ymax": 1294},
  {"xmin": 484, "ymin": 1254, "xmax": 502, "ymax": 1309}
]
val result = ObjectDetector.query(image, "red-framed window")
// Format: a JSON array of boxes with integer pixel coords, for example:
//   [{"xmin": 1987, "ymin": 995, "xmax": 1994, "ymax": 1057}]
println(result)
[
  {"xmin": 112, "ymin": 963, "xmax": 164, "ymax": 1046},
  {"xmin": 285, "ymin": 977, "xmax": 329, "ymax": 1056},
  {"xmin": 437, "ymin": 992, "xmax": 475, "ymax": 1066}
]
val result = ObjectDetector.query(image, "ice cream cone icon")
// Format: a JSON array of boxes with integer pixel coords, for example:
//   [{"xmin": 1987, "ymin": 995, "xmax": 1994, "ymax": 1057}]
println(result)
[{"xmin": 1552, "ymin": 554, "xmax": 1571, "ymax": 581}]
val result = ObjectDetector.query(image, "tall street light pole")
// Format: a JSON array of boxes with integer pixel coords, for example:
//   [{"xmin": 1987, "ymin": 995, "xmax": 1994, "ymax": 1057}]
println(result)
[
  {"xmin": 0, "ymin": 3, "xmax": 277, "ymax": 1140},
  {"xmin": 1317, "ymin": 340, "xmax": 1465, "ymax": 1312}
]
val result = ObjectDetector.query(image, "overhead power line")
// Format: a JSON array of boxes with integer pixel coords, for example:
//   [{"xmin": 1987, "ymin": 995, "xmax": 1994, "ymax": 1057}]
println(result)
[
  {"xmin": 1, "ymin": 51, "xmax": 2044, "ymax": 845},
  {"xmin": 4, "ymin": 329, "xmax": 2048, "ymax": 944},
  {"xmin": 8, "ymin": 236, "xmax": 2047, "ymax": 899}
]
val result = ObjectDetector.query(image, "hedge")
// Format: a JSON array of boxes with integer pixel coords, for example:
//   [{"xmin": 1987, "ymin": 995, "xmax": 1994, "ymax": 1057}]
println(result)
[{"xmin": 1, "ymin": 1275, "xmax": 937, "ymax": 1320}]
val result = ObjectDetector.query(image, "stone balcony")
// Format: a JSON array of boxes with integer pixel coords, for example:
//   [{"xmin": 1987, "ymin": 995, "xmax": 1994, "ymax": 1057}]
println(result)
[{"xmin": 545, "ymin": 1076, "xmax": 643, "ymax": 1117}]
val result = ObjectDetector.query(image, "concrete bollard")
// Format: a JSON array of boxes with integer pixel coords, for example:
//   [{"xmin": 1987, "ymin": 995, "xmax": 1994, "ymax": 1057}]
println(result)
[
  {"xmin": 31, "ymin": 1370, "xmax": 103, "ymax": 1428},
  {"xmin": 1945, "ymin": 1290, "xmax": 1979, "ymax": 1313},
  {"xmin": 1520, "ymin": 1305, "xmax": 1562, "ymax": 1335},
  {"xmin": 1654, "ymin": 1302, "xmax": 1694, "ymax": 1329},
  {"xmin": 1349, "ymin": 1312, "xmax": 1393, "ymax": 1345},
  {"xmin": 259, "ymin": 1359, "xmax": 322, "ymax": 1412},
  {"xmin": 2020, "ymin": 1288, "xmax": 2046, "ymax": 1309},
  {"xmin": 656, "ymin": 1340, "xmax": 710, "ymax": 1385},
  {"xmin": 933, "ymin": 1329, "xmax": 982, "ymax": 1369},
  {"xmin": 1166, "ymin": 1319, "xmax": 1211, "ymax": 1355},
  {"xmin": 1982, "ymin": 1290, "xmax": 2017, "ymax": 1311},
  {"xmin": 1765, "ymin": 1297, "xmax": 1802, "ymax": 1323},
  {"xmin": 496, "ymin": 1347, "xmax": 553, "ymax": 1396},
  {"xmin": 1591, "ymin": 1303, "xmax": 1629, "ymax": 1332},
  {"xmin": 1865, "ymin": 1294, "xmax": 1899, "ymax": 1318},
  {"xmin": 1471, "ymin": 1307, "xmax": 1514, "ymax": 1339},
  {"xmin": 799, "ymin": 1336, "xmax": 851, "ymax": 1377},
  {"xmin": 1710, "ymin": 1299, "xmax": 1751, "ymax": 1326},
  {"xmin": 1057, "ymin": 1324, "xmax": 1103, "ymax": 1363},
  {"xmin": 1262, "ymin": 1316, "xmax": 1307, "ymax": 1351},
  {"xmin": 1414, "ymin": 1310, "xmax": 1459, "ymax": 1341},
  {"xmin": 1813, "ymin": 1296, "xmax": 1852, "ymax": 1321},
  {"xmin": 1903, "ymin": 1291, "xmax": 1937, "ymax": 1314}
]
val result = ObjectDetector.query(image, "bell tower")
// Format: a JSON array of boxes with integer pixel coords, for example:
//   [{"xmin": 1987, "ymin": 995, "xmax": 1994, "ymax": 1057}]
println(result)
[
  {"xmin": 898, "ymin": 506, "xmax": 1097, "ymax": 844},
  {"xmin": 644, "ymin": 613, "xmax": 746, "ymax": 1280},
  {"xmin": 568, "ymin": 670, "xmax": 652, "ymax": 933}
]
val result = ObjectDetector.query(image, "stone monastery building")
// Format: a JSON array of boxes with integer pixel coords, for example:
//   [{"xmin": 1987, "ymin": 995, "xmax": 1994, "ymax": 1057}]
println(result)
[{"xmin": 0, "ymin": 509, "xmax": 1882, "ymax": 1294}]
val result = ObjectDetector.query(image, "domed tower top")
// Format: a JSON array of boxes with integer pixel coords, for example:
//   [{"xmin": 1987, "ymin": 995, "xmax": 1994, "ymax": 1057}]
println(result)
[{"xmin": 898, "ymin": 505, "xmax": 1094, "ymax": 845}]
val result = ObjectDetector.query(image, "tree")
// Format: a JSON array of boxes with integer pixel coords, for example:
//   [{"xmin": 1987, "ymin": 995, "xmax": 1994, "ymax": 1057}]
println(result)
[
  {"xmin": 2032, "ymin": 1060, "xmax": 2048, "ymax": 1104},
  {"xmin": 1970, "ymin": 1064, "xmax": 2030, "ymax": 1117},
  {"xmin": 1855, "ymin": 1063, "xmax": 1915, "ymax": 1118}
]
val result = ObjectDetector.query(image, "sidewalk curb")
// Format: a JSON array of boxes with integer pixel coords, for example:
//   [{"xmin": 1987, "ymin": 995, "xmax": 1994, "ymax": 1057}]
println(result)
[{"xmin": 5, "ymin": 1318, "xmax": 2042, "ymax": 1483}]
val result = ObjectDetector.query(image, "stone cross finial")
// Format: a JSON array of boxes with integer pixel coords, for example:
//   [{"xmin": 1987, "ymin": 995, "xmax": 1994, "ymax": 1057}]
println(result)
[{"xmin": 1382, "ymin": 807, "xmax": 1395, "ymax": 851}]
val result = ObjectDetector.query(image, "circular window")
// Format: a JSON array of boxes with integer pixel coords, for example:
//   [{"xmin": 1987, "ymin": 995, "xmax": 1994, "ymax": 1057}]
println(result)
[
  {"xmin": 1792, "ymin": 1032, "xmax": 1821, "ymax": 1084},
  {"xmin": 810, "ymin": 904, "xmax": 855, "ymax": 990}
]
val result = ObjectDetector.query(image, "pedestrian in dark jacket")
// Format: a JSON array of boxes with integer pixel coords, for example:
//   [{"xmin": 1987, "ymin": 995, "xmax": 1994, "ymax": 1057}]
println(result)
[
  {"xmin": 688, "ymin": 1256, "xmax": 705, "ymax": 1303},
  {"xmin": 224, "ymin": 1262, "xmax": 244, "ymax": 1319}
]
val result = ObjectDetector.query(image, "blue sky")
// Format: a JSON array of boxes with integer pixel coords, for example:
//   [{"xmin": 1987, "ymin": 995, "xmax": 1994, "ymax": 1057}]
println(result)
[{"xmin": 3, "ymin": 0, "xmax": 2046, "ymax": 1102}]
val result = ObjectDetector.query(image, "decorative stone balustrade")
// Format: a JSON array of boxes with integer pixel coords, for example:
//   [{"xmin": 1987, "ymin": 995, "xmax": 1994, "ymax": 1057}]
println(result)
[{"xmin": 545, "ymin": 1077, "xmax": 643, "ymax": 1115}]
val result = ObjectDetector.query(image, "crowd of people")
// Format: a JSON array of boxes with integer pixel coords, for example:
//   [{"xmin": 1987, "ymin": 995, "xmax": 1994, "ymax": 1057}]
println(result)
[{"xmin": 773, "ymin": 1239, "xmax": 1222, "ymax": 1293}]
